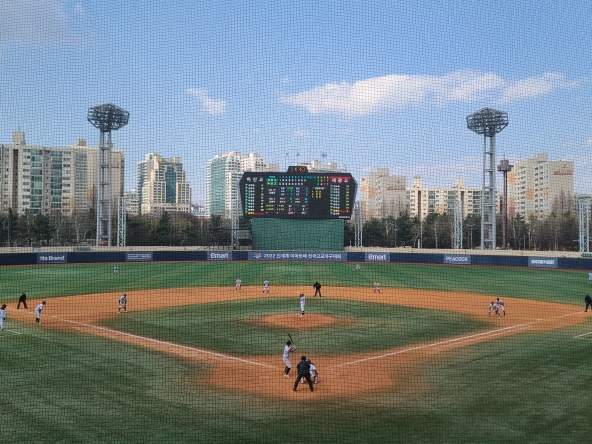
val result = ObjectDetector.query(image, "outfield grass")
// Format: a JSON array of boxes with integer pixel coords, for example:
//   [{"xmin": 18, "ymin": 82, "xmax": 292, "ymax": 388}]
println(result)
[
  {"xmin": 0, "ymin": 261, "xmax": 588, "ymax": 305},
  {"xmin": 101, "ymin": 298, "xmax": 488, "ymax": 355}
]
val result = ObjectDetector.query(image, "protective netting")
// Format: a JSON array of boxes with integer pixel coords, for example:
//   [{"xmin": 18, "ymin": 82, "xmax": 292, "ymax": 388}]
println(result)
[{"xmin": 1, "ymin": 1, "xmax": 591, "ymax": 443}]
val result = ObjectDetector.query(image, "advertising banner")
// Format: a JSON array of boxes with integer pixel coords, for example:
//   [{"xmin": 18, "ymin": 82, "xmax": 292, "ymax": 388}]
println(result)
[
  {"xmin": 365, "ymin": 252, "xmax": 390, "ymax": 262},
  {"xmin": 443, "ymin": 255, "xmax": 471, "ymax": 265},
  {"xmin": 126, "ymin": 252, "xmax": 153, "ymax": 262},
  {"xmin": 528, "ymin": 257, "xmax": 558, "ymax": 268},
  {"xmin": 207, "ymin": 251, "xmax": 233, "ymax": 261},
  {"xmin": 37, "ymin": 253, "xmax": 67, "ymax": 264},
  {"xmin": 248, "ymin": 251, "xmax": 346, "ymax": 261}
]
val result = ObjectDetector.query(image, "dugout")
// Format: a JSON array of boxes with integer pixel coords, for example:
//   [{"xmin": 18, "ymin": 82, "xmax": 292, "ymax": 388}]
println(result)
[{"xmin": 251, "ymin": 219, "xmax": 344, "ymax": 251}]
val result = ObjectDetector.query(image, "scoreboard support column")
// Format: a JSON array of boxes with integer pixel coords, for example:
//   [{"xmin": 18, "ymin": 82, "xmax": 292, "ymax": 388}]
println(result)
[{"xmin": 252, "ymin": 219, "xmax": 344, "ymax": 251}]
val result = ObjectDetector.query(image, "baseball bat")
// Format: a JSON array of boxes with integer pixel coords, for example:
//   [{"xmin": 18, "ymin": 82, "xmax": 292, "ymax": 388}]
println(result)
[{"xmin": 288, "ymin": 333, "xmax": 296, "ymax": 348}]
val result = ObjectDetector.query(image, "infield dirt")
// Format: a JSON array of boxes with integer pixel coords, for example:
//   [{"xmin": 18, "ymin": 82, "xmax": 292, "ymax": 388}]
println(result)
[{"xmin": 7, "ymin": 286, "xmax": 590, "ymax": 400}]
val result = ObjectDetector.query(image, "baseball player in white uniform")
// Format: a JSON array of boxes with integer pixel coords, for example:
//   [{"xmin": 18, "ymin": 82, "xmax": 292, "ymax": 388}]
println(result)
[
  {"xmin": 263, "ymin": 279, "xmax": 270, "ymax": 294},
  {"xmin": 589, "ymin": 272, "xmax": 592, "ymax": 284},
  {"xmin": 496, "ymin": 298, "xmax": 506, "ymax": 316},
  {"xmin": 0, "ymin": 304, "xmax": 6, "ymax": 330},
  {"xmin": 35, "ymin": 301, "xmax": 46, "ymax": 324},
  {"xmin": 299, "ymin": 294, "xmax": 306, "ymax": 317},
  {"xmin": 235, "ymin": 277, "xmax": 242, "ymax": 291},
  {"xmin": 373, "ymin": 282, "xmax": 380, "ymax": 293},
  {"xmin": 283, "ymin": 341, "xmax": 296, "ymax": 376},
  {"xmin": 487, "ymin": 301, "xmax": 500, "ymax": 317},
  {"xmin": 118, "ymin": 294, "xmax": 127, "ymax": 313},
  {"xmin": 113, "ymin": 266, "xmax": 119, "ymax": 276}
]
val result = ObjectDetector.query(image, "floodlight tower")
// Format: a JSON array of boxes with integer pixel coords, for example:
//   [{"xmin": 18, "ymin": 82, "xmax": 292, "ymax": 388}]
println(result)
[
  {"xmin": 87, "ymin": 103, "xmax": 129, "ymax": 246},
  {"xmin": 497, "ymin": 157, "xmax": 513, "ymax": 249},
  {"xmin": 467, "ymin": 108, "xmax": 508, "ymax": 250}
]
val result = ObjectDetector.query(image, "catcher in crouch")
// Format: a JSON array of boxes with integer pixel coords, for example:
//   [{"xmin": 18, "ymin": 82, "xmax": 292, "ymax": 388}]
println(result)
[{"xmin": 300, "ymin": 358, "xmax": 319, "ymax": 384}]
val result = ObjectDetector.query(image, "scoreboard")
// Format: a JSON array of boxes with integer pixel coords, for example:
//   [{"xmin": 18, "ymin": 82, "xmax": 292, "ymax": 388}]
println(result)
[{"xmin": 239, "ymin": 169, "xmax": 357, "ymax": 219}]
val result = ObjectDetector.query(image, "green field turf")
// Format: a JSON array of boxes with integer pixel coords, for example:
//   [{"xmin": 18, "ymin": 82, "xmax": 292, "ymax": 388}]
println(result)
[
  {"xmin": 1, "ymin": 261, "xmax": 591, "ymax": 443},
  {"xmin": 2, "ymin": 320, "xmax": 592, "ymax": 443},
  {"xmin": 0, "ymin": 261, "xmax": 588, "ymax": 305},
  {"xmin": 101, "ymin": 298, "xmax": 488, "ymax": 355}
]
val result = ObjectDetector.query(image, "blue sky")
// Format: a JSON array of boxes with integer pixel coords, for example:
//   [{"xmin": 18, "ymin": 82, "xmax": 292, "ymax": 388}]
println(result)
[{"xmin": 1, "ymin": 0, "xmax": 591, "ymax": 203}]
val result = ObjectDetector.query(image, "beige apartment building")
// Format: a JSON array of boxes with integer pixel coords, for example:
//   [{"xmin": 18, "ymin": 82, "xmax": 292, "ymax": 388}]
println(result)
[
  {"xmin": 0, "ymin": 132, "xmax": 124, "ymax": 215},
  {"xmin": 360, "ymin": 168, "xmax": 406, "ymax": 221},
  {"xmin": 136, "ymin": 153, "xmax": 191, "ymax": 215},
  {"xmin": 508, "ymin": 153, "xmax": 574, "ymax": 218},
  {"xmin": 405, "ymin": 177, "xmax": 495, "ymax": 220}
]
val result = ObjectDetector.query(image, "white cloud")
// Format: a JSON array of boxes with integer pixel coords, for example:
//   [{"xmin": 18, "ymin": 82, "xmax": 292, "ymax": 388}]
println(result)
[
  {"xmin": 585, "ymin": 139, "xmax": 592, "ymax": 147},
  {"xmin": 497, "ymin": 72, "xmax": 580, "ymax": 104},
  {"xmin": 281, "ymin": 70, "xmax": 580, "ymax": 117},
  {"xmin": 289, "ymin": 129, "xmax": 310, "ymax": 138},
  {"xmin": 0, "ymin": 0, "xmax": 84, "ymax": 49},
  {"xmin": 186, "ymin": 88, "xmax": 227, "ymax": 115}
]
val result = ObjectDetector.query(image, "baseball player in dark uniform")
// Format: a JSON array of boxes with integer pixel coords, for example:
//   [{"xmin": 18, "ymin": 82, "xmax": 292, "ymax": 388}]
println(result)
[
  {"xmin": 17, "ymin": 292, "xmax": 27, "ymax": 309},
  {"xmin": 293, "ymin": 356, "xmax": 314, "ymax": 392},
  {"xmin": 313, "ymin": 282, "xmax": 322, "ymax": 297},
  {"xmin": 585, "ymin": 294, "xmax": 592, "ymax": 312}
]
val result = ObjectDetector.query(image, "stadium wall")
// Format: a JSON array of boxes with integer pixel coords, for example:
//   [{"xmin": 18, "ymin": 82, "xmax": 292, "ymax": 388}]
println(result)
[{"xmin": 0, "ymin": 250, "xmax": 589, "ymax": 270}]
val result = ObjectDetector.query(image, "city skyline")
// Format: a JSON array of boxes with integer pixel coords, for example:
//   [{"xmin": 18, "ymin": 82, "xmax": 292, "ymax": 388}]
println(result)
[{"xmin": 1, "ymin": 1, "xmax": 591, "ymax": 204}]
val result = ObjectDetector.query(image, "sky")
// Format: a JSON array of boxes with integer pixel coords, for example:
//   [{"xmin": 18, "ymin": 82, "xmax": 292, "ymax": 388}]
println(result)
[{"xmin": 1, "ymin": 0, "xmax": 592, "ymax": 204}]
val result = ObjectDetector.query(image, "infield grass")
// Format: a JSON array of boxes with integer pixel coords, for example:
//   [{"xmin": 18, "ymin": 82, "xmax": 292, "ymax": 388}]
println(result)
[{"xmin": 101, "ymin": 298, "xmax": 488, "ymax": 355}]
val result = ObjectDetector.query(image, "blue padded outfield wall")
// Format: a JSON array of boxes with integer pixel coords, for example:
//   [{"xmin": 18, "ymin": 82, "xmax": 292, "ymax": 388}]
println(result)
[{"xmin": 0, "ymin": 250, "xmax": 590, "ymax": 270}]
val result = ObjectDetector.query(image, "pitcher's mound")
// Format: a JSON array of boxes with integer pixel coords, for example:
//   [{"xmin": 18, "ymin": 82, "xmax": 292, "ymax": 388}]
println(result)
[{"xmin": 255, "ymin": 314, "xmax": 353, "ymax": 330}]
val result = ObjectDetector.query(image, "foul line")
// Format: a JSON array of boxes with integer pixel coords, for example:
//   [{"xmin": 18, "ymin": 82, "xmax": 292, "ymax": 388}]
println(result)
[
  {"xmin": 60, "ymin": 319, "xmax": 269, "ymax": 367},
  {"xmin": 330, "ymin": 322, "xmax": 536, "ymax": 369},
  {"xmin": 0, "ymin": 329, "xmax": 22, "ymax": 335}
]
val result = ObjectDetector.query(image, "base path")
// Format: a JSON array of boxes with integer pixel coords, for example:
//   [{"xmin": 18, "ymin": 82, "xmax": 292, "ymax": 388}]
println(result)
[{"xmin": 7, "ymin": 286, "xmax": 590, "ymax": 400}]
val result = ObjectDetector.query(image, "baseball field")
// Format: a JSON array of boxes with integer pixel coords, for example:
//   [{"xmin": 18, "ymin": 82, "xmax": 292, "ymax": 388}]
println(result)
[{"xmin": 1, "ymin": 261, "xmax": 591, "ymax": 443}]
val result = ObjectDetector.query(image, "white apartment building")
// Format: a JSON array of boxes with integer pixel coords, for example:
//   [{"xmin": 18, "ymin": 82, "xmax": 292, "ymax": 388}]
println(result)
[
  {"xmin": 508, "ymin": 153, "xmax": 574, "ymax": 218},
  {"xmin": 406, "ymin": 177, "xmax": 498, "ymax": 220},
  {"xmin": 206, "ymin": 151, "xmax": 277, "ymax": 218},
  {"xmin": 0, "ymin": 132, "xmax": 124, "ymax": 215},
  {"xmin": 136, "ymin": 153, "xmax": 191, "ymax": 215}
]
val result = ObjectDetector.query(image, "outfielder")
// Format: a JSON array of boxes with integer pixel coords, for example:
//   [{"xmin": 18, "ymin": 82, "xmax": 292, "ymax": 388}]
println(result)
[
  {"xmin": 263, "ymin": 279, "xmax": 270, "ymax": 294},
  {"xmin": 283, "ymin": 341, "xmax": 296, "ymax": 376},
  {"xmin": 235, "ymin": 277, "xmax": 242, "ymax": 291},
  {"xmin": 118, "ymin": 294, "xmax": 128, "ymax": 313},
  {"xmin": 299, "ymin": 293, "xmax": 306, "ymax": 317},
  {"xmin": 0, "ymin": 304, "xmax": 6, "ymax": 330},
  {"xmin": 496, "ymin": 298, "xmax": 506, "ymax": 316},
  {"xmin": 487, "ymin": 301, "xmax": 500, "ymax": 317},
  {"xmin": 589, "ymin": 272, "xmax": 592, "ymax": 284},
  {"xmin": 113, "ymin": 266, "xmax": 119, "ymax": 276},
  {"xmin": 35, "ymin": 301, "xmax": 46, "ymax": 324}
]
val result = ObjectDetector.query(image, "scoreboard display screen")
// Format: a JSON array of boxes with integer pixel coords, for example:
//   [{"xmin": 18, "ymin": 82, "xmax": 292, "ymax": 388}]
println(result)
[{"xmin": 239, "ymin": 169, "xmax": 357, "ymax": 219}]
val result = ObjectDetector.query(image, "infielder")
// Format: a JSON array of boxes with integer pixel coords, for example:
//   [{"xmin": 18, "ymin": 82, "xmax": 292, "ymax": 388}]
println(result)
[
  {"xmin": 263, "ymin": 279, "xmax": 270, "ymax": 294},
  {"xmin": 35, "ymin": 301, "xmax": 46, "ymax": 324},
  {"xmin": 487, "ymin": 301, "xmax": 500, "ymax": 317},
  {"xmin": 496, "ymin": 298, "xmax": 506, "ymax": 316},
  {"xmin": 299, "ymin": 293, "xmax": 306, "ymax": 317},
  {"xmin": 0, "ymin": 304, "xmax": 6, "ymax": 330},
  {"xmin": 283, "ymin": 341, "xmax": 296, "ymax": 376},
  {"xmin": 235, "ymin": 277, "xmax": 242, "ymax": 291},
  {"xmin": 373, "ymin": 282, "xmax": 380, "ymax": 293},
  {"xmin": 118, "ymin": 294, "xmax": 127, "ymax": 313}
]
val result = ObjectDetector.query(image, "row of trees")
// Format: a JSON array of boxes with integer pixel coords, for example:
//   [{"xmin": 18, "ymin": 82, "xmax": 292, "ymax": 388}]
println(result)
[
  {"xmin": 348, "ymin": 209, "xmax": 585, "ymax": 251},
  {"xmin": 0, "ymin": 208, "xmax": 586, "ymax": 251}
]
